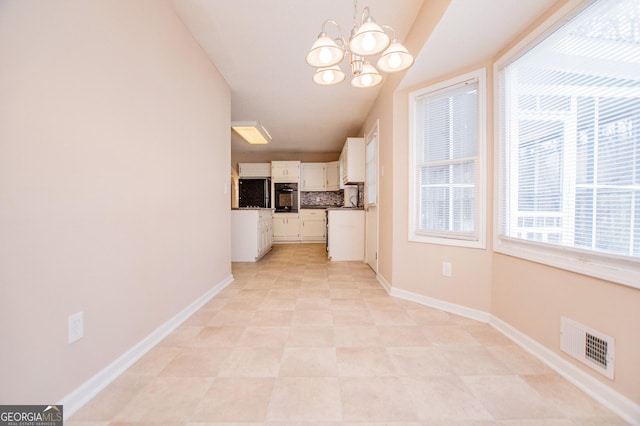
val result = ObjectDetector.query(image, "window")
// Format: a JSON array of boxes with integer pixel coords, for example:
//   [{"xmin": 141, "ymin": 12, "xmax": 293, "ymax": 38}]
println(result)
[
  {"xmin": 409, "ymin": 69, "xmax": 486, "ymax": 248},
  {"xmin": 497, "ymin": 0, "xmax": 640, "ymax": 287}
]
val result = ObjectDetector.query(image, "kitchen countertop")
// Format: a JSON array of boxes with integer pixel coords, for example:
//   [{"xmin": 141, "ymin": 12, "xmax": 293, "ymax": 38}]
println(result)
[
  {"xmin": 232, "ymin": 206, "xmax": 365, "ymax": 211},
  {"xmin": 300, "ymin": 206, "xmax": 364, "ymax": 210},
  {"xmin": 300, "ymin": 205, "xmax": 338, "ymax": 209}
]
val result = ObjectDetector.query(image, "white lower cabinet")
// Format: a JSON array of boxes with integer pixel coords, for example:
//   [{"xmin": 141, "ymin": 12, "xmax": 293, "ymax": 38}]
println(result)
[
  {"xmin": 300, "ymin": 209, "xmax": 326, "ymax": 242},
  {"xmin": 327, "ymin": 209, "xmax": 365, "ymax": 261},
  {"xmin": 273, "ymin": 213, "xmax": 300, "ymax": 242},
  {"xmin": 231, "ymin": 209, "xmax": 273, "ymax": 261}
]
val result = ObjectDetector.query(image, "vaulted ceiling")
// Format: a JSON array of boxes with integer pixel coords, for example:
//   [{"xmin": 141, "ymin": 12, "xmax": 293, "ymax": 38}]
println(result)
[{"xmin": 172, "ymin": 0, "xmax": 558, "ymax": 154}]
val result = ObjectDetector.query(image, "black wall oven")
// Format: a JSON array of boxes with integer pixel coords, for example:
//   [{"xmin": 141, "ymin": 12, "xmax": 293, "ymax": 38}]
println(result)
[
  {"xmin": 274, "ymin": 182, "xmax": 298, "ymax": 212},
  {"xmin": 238, "ymin": 178, "xmax": 271, "ymax": 208}
]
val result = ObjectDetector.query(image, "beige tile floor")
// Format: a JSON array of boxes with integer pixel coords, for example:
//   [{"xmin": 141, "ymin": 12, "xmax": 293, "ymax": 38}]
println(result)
[{"xmin": 68, "ymin": 243, "xmax": 628, "ymax": 425}]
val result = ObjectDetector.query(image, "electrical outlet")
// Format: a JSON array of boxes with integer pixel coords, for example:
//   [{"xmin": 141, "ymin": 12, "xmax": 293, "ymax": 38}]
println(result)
[
  {"xmin": 68, "ymin": 311, "xmax": 84, "ymax": 344},
  {"xmin": 442, "ymin": 262, "xmax": 452, "ymax": 277}
]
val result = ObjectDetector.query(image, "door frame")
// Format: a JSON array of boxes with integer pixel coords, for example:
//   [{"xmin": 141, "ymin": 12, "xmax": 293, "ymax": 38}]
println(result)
[{"xmin": 364, "ymin": 120, "xmax": 379, "ymax": 273}]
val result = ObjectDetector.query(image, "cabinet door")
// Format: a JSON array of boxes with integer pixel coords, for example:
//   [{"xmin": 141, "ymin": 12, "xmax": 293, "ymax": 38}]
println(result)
[
  {"xmin": 285, "ymin": 164, "xmax": 300, "ymax": 182},
  {"xmin": 284, "ymin": 216, "xmax": 300, "ymax": 237},
  {"xmin": 239, "ymin": 163, "xmax": 271, "ymax": 178},
  {"xmin": 302, "ymin": 163, "xmax": 326, "ymax": 191},
  {"xmin": 341, "ymin": 137, "xmax": 365, "ymax": 184},
  {"xmin": 257, "ymin": 212, "xmax": 272, "ymax": 254},
  {"xmin": 273, "ymin": 215, "xmax": 300, "ymax": 238},
  {"xmin": 301, "ymin": 210, "xmax": 326, "ymax": 241},
  {"xmin": 271, "ymin": 164, "xmax": 286, "ymax": 181},
  {"xmin": 302, "ymin": 218, "xmax": 326, "ymax": 238},
  {"xmin": 273, "ymin": 216, "xmax": 287, "ymax": 237},
  {"xmin": 272, "ymin": 161, "xmax": 300, "ymax": 183},
  {"xmin": 326, "ymin": 161, "xmax": 340, "ymax": 191}
]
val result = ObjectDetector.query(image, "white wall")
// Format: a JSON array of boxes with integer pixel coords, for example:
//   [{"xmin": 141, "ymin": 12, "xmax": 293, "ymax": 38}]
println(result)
[{"xmin": 0, "ymin": 0, "xmax": 231, "ymax": 402}]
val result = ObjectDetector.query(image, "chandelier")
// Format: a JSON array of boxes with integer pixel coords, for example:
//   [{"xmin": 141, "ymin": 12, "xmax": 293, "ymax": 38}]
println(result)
[{"xmin": 305, "ymin": 0, "xmax": 414, "ymax": 88}]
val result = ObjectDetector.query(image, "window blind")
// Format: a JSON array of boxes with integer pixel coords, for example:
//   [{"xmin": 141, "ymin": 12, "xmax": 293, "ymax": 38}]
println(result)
[
  {"xmin": 414, "ymin": 79, "xmax": 479, "ymax": 240},
  {"xmin": 498, "ymin": 0, "xmax": 640, "ymax": 259}
]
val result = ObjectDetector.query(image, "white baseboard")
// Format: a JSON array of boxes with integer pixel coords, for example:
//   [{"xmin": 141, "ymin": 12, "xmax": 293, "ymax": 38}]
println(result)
[
  {"xmin": 376, "ymin": 272, "xmax": 392, "ymax": 293},
  {"xmin": 490, "ymin": 316, "xmax": 640, "ymax": 426},
  {"xmin": 59, "ymin": 274, "xmax": 235, "ymax": 420},
  {"xmin": 386, "ymin": 285, "xmax": 491, "ymax": 323},
  {"xmin": 375, "ymin": 279, "xmax": 639, "ymax": 425}
]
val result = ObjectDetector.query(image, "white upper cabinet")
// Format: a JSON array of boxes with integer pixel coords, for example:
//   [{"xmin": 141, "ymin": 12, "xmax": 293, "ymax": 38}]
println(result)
[
  {"xmin": 301, "ymin": 163, "xmax": 326, "ymax": 191},
  {"xmin": 239, "ymin": 162, "xmax": 271, "ymax": 178},
  {"xmin": 326, "ymin": 161, "xmax": 340, "ymax": 191},
  {"xmin": 341, "ymin": 137, "xmax": 365, "ymax": 184},
  {"xmin": 271, "ymin": 161, "xmax": 300, "ymax": 182}
]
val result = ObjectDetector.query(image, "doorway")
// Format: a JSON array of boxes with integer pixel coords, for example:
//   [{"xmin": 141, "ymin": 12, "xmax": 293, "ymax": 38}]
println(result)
[{"xmin": 365, "ymin": 120, "xmax": 379, "ymax": 272}]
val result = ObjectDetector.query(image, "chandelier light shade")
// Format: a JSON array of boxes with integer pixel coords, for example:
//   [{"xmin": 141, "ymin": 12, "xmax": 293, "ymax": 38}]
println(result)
[
  {"xmin": 305, "ymin": 33, "xmax": 344, "ymax": 67},
  {"xmin": 377, "ymin": 40, "xmax": 414, "ymax": 72},
  {"xmin": 351, "ymin": 62, "xmax": 382, "ymax": 88},
  {"xmin": 349, "ymin": 19, "xmax": 390, "ymax": 56},
  {"xmin": 313, "ymin": 65, "xmax": 346, "ymax": 85},
  {"xmin": 305, "ymin": 1, "xmax": 414, "ymax": 88}
]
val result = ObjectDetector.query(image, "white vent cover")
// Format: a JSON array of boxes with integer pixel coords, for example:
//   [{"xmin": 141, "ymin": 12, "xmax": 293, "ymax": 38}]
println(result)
[{"xmin": 560, "ymin": 316, "xmax": 615, "ymax": 380}]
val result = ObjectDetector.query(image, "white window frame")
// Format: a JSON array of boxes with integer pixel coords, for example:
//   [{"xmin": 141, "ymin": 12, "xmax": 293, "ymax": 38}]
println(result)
[
  {"xmin": 409, "ymin": 68, "xmax": 487, "ymax": 249},
  {"xmin": 494, "ymin": 0, "xmax": 640, "ymax": 289}
]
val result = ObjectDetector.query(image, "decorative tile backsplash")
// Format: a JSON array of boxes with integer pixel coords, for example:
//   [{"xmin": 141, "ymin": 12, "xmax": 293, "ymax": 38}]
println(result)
[
  {"xmin": 301, "ymin": 184, "xmax": 364, "ymax": 207},
  {"xmin": 301, "ymin": 190, "xmax": 343, "ymax": 207}
]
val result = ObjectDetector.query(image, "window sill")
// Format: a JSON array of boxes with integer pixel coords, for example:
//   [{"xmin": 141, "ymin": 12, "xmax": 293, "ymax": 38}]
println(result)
[
  {"xmin": 410, "ymin": 233, "xmax": 486, "ymax": 249},
  {"xmin": 494, "ymin": 237, "xmax": 640, "ymax": 290}
]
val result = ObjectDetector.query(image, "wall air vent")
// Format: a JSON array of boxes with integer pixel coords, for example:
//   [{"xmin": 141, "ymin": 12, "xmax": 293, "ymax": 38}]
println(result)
[{"xmin": 560, "ymin": 316, "xmax": 615, "ymax": 379}]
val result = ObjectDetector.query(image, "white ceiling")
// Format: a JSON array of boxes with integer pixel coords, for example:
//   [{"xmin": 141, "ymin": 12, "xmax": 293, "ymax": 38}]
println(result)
[{"xmin": 172, "ymin": 0, "xmax": 558, "ymax": 155}]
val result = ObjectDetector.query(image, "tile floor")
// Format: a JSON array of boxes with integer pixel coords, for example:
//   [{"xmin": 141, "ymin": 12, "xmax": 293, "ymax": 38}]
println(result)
[{"xmin": 68, "ymin": 243, "xmax": 628, "ymax": 425}]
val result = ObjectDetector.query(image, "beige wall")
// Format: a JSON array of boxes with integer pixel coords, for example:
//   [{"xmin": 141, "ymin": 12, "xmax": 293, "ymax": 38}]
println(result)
[
  {"xmin": 391, "ymin": 63, "xmax": 494, "ymax": 313},
  {"xmin": 363, "ymin": 0, "xmax": 640, "ymax": 405},
  {"xmin": 363, "ymin": 0, "xmax": 494, "ymax": 313},
  {"xmin": 493, "ymin": 255, "xmax": 640, "ymax": 401},
  {"xmin": 362, "ymin": 0, "xmax": 452, "ymax": 284},
  {"xmin": 0, "ymin": 0, "xmax": 231, "ymax": 402}
]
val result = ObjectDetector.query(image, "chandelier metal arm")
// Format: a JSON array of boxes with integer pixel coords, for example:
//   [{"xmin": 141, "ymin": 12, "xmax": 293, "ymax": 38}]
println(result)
[
  {"xmin": 350, "ymin": 53, "xmax": 364, "ymax": 75},
  {"xmin": 380, "ymin": 25, "xmax": 398, "ymax": 41},
  {"xmin": 321, "ymin": 19, "xmax": 347, "ymax": 48},
  {"xmin": 358, "ymin": 6, "xmax": 372, "ymax": 27}
]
